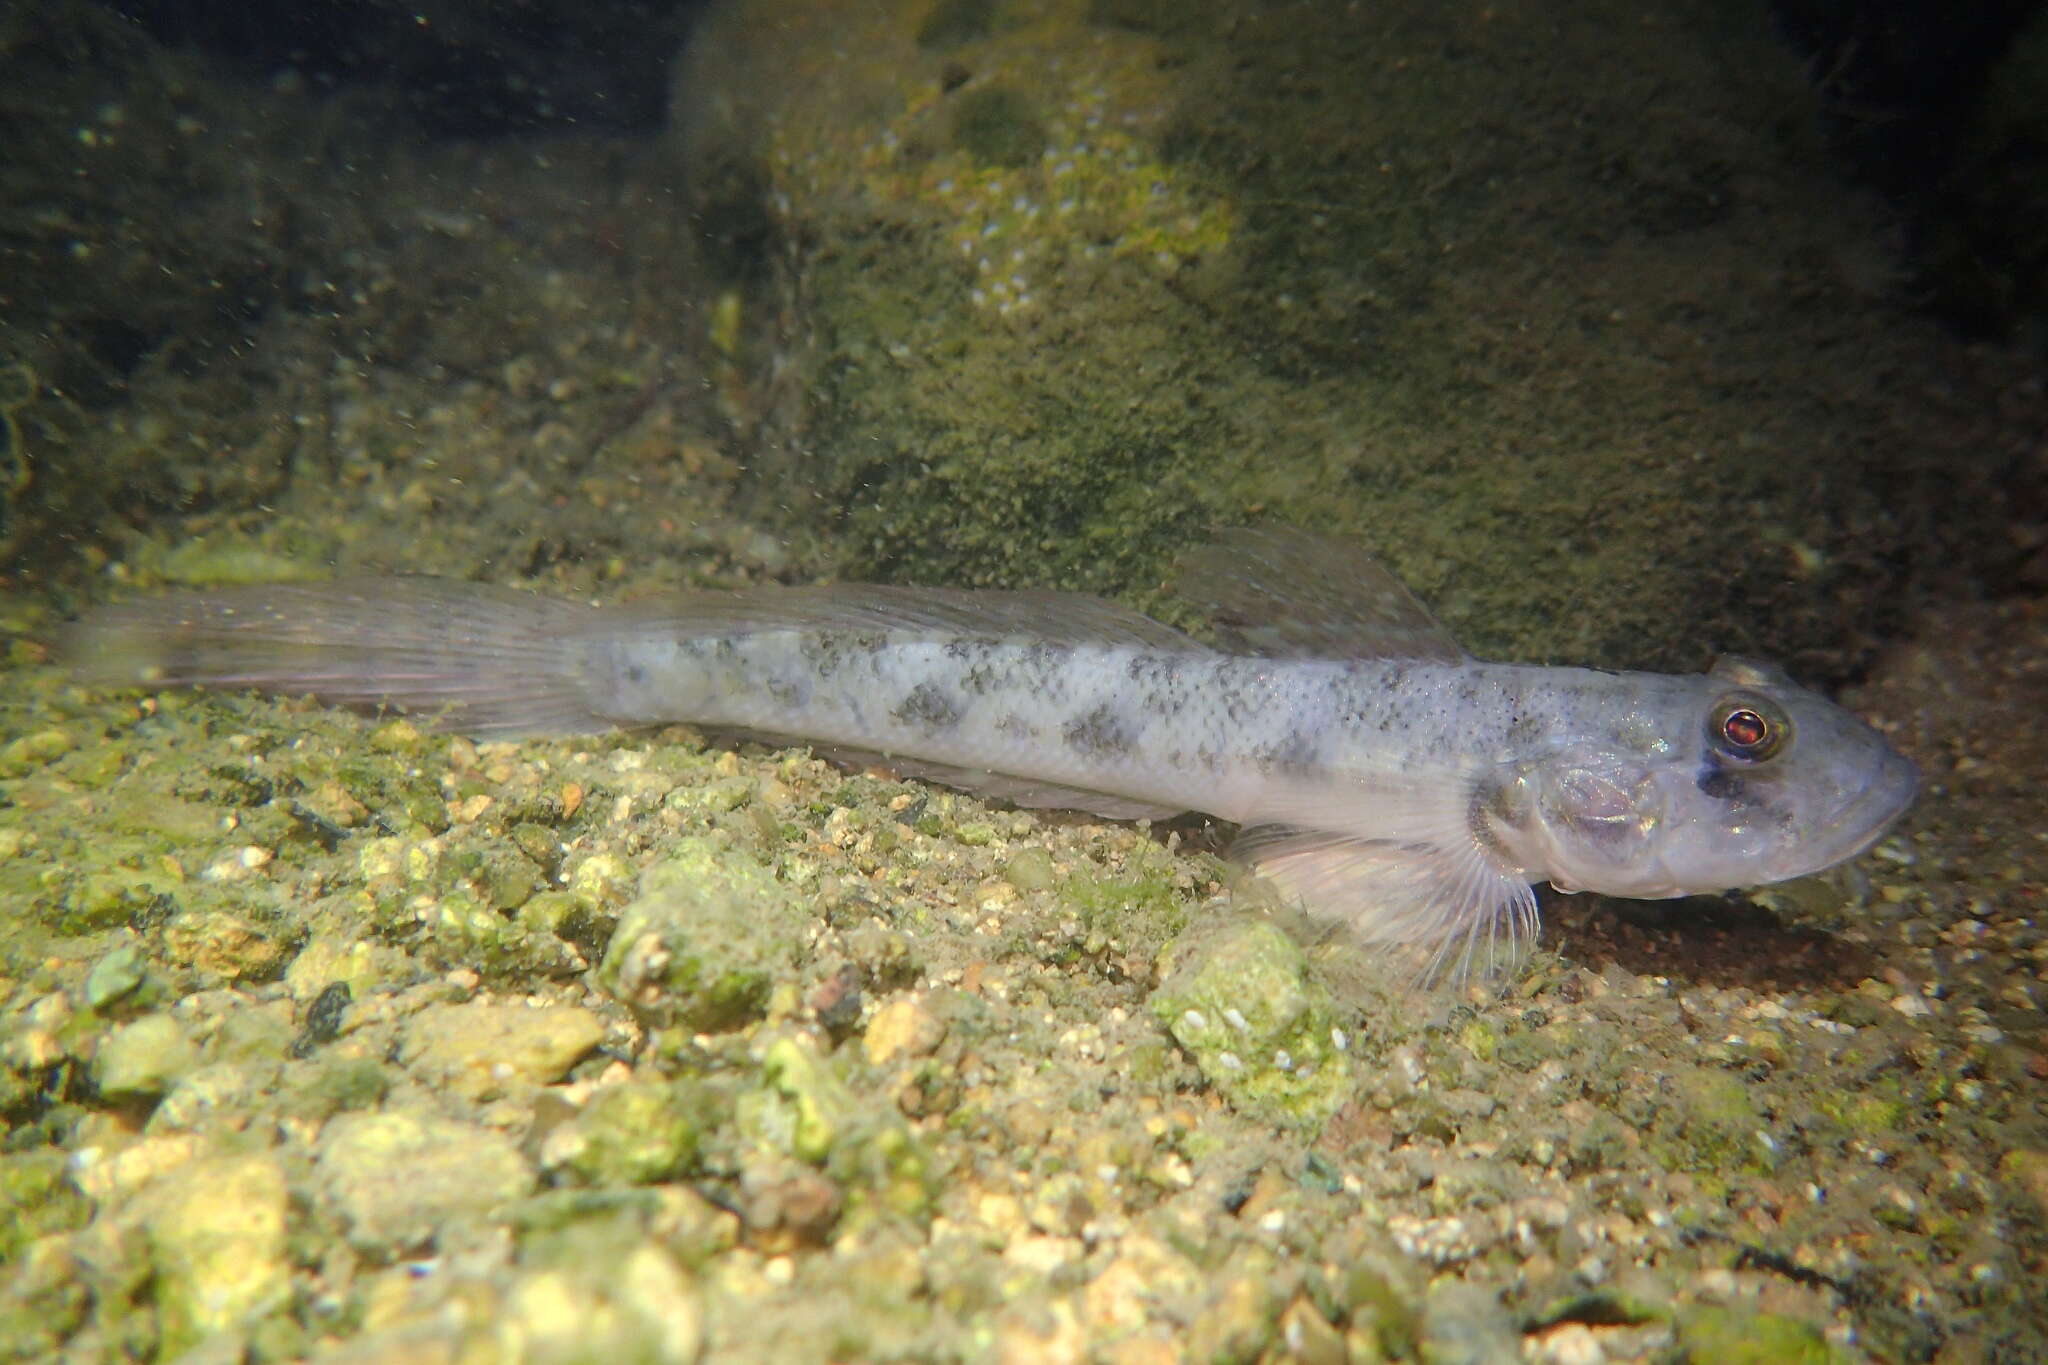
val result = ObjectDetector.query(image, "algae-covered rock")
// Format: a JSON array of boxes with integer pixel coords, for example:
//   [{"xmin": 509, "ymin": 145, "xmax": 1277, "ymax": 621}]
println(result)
[
  {"xmin": 162, "ymin": 907, "xmax": 290, "ymax": 983},
  {"xmin": 0, "ymin": 1150, "xmax": 90, "ymax": 1261},
  {"xmin": 1149, "ymin": 918, "xmax": 1352, "ymax": 1130},
  {"xmin": 2001, "ymin": 1148, "xmax": 2048, "ymax": 1220},
  {"xmin": 83, "ymin": 942, "xmax": 150, "ymax": 1011},
  {"xmin": 330, "ymin": 1231, "xmax": 706, "ymax": 1365},
  {"xmin": 283, "ymin": 932, "xmax": 398, "ymax": 1010},
  {"xmin": 1417, "ymin": 1280, "xmax": 1521, "ymax": 1365},
  {"xmin": 401, "ymin": 1000, "xmax": 605, "ymax": 1102},
  {"xmin": 1000, "ymin": 845, "xmax": 1058, "ymax": 894},
  {"xmin": 512, "ymin": 1186, "xmax": 740, "ymax": 1271},
  {"xmin": 671, "ymin": 0, "xmax": 2005, "ymax": 688},
  {"xmin": 754, "ymin": 1034, "xmax": 854, "ymax": 1165},
  {"xmin": 595, "ymin": 837, "xmax": 809, "ymax": 1031},
  {"xmin": 1183, "ymin": 1246, "xmax": 1287, "ymax": 1363},
  {"xmin": 501, "ymin": 1241, "xmax": 705, "ymax": 1365},
  {"xmin": 1323, "ymin": 1229, "xmax": 1424, "ymax": 1363},
  {"xmin": 1647, "ymin": 1064, "xmax": 1773, "ymax": 1178},
  {"xmin": 94, "ymin": 1012, "xmax": 199, "ymax": 1101},
  {"xmin": 316, "ymin": 1110, "xmax": 533, "ymax": 1256},
  {"xmin": 283, "ymin": 1054, "xmax": 391, "ymax": 1122},
  {"xmin": 0, "ymin": 726, "xmax": 74, "ymax": 777},
  {"xmin": 58, "ymin": 862, "xmax": 182, "ymax": 935},
  {"xmin": 155, "ymin": 539, "xmax": 328, "ymax": 587},
  {"xmin": 150, "ymin": 1061, "xmax": 272, "ymax": 1135},
  {"xmin": 136, "ymin": 1152, "xmax": 291, "ymax": 1354},
  {"xmin": 740, "ymin": 1034, "xmax": 938, "ymax": 1231},
  {"xmin": 861, "ymin": 993, "xmax": 946, "ymax": 1067},
  {"xmin": 1676, "ymin": 1306, "xmax": 1845, "ymax": 1365},
  {"xmin": 541, "ymin": 1081, "xmax": 707, "ymax": 1186}
]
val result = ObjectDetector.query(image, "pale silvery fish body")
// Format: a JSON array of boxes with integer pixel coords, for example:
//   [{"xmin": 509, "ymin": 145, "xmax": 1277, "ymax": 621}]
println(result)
[
  {"xmin": 592, "ymin": 636, "xmax": 1650, "ymax": 830},
  {"xmin": 67, "ymin": 529, "xmax": 1919, "ymax": 972}
]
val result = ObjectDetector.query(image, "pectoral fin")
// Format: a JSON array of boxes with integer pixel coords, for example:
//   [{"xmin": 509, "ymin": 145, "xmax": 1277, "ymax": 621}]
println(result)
[{"xmin": 1234, "ymin": 823, "xmax": 1538, "ymax": 980}]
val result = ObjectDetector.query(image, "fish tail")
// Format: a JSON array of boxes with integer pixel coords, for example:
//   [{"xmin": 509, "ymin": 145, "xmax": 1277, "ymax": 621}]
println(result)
[{"xmin": 65, "ymin": 577, "xmax": 616, "ymax": 738}]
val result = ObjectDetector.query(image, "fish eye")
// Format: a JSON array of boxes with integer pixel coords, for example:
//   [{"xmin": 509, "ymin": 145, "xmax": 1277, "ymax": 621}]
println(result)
[{"xmin": 1707, "ymin": 692, "xmax": 1790, "ymax": 764}]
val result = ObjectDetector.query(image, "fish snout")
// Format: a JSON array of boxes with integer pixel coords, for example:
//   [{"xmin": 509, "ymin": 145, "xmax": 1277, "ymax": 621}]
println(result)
[{"xmin": 1790, "ymin": 739, "xmax": 1919, "ymax": 879}]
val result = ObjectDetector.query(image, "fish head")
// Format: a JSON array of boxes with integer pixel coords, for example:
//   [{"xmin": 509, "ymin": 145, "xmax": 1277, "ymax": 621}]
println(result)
[{"xmin": 1499, "ymin": 656, "xmax": 1919, "ymax": 900}]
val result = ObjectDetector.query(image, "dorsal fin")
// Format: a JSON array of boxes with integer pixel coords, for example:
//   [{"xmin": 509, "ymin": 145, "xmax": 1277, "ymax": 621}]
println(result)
[{"xmin": 1172, "ymin": 527, "xmax": 1468, "ymax": 661}]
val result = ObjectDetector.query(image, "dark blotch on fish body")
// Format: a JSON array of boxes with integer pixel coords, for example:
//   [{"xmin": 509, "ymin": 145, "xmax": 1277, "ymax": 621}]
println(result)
[
  {"xmin": 1063, "ymin": 701, "xmax": 1135, "ymax": 756},
  {"xmin": 894, "ymin": 681, "xmax": 963, "ymax": 731}
]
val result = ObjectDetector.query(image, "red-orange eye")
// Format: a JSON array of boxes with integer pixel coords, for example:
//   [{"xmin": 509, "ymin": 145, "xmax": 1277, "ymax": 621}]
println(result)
[
  {"xmin": 1722, "ymin": 708, "xmax": 1767, "ymax": 748},
  {"xmin": 1708, "ymin": 693, "xmax": 1789, "ymax": 763}
]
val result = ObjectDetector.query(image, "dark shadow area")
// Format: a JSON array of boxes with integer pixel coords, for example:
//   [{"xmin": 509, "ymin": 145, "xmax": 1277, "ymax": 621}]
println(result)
[
  {"xmin": 1772, "ymin": 0, "xmax": 2048, "ymax": 340},
  {"xmin": 1543, "ymin": 888, "xmax": 1883, "ymax": 994},
  {"xmin": 105, "ymin": 0, "xmax": 708, "ymax": 136}
]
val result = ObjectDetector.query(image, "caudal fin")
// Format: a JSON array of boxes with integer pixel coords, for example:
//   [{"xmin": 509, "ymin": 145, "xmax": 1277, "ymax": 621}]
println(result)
[{"xmin": 66, "ymin": 577, "xmax": 618, "ymax": 738}]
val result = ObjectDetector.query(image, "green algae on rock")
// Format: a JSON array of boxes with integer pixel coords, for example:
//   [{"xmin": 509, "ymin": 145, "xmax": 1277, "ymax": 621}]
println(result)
[
  {"xmin": 672, "ymin": 0, "xmax": 2021, "ymax": 690},
  {"xmin": 744, "ymin": 1033, "xmax": 938, "ymax": 1232},
  {"xmin": 134, "ymin": 1152, "xmax": 291, "ymax": 1356},
  {"xmin": 400, "ymin": 1000, "xmax": 605, "ymax": 1103},
  {"xmin": 496, "ymin": 1241, "xmax": 706, "ymax": 1365},
  {"xmin": 1149, "ymin": 917, "xmax": 1353, "ymax": 1131},
  {"xmin": 596, "ymin": 836, "xmax": 811, "ymax": 1032},
  {"xmin": 540, "ymin": 1080, "xmax": 708, "ymax": 1187},
  {"xmin": 92, "ymin": 1012, "xmax": 198, "ymax": 1102},
  {"xmin": 1676, "ymin": 1306, "xmax": 1849, "ymax": 1365},
  {"xmin": 314, "ymin": 1110, "xmax": 534, "ymax": 1258}
]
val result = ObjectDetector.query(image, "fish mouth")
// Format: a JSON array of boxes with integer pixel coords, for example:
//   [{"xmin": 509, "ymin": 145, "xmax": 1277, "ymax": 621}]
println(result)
[{"xmin": 1788, "ymin": 744, "xmax": 1920, "ymax": 879}]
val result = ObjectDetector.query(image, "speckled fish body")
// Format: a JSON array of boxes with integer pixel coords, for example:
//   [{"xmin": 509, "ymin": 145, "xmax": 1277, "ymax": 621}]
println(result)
[
  {"xmin": 68, "ymin": 529, "xmax": 1919, "ymax": 972},
  {"xmin": 593, "ymin": 634, "xmax": 1660, "ymax": 830}
]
